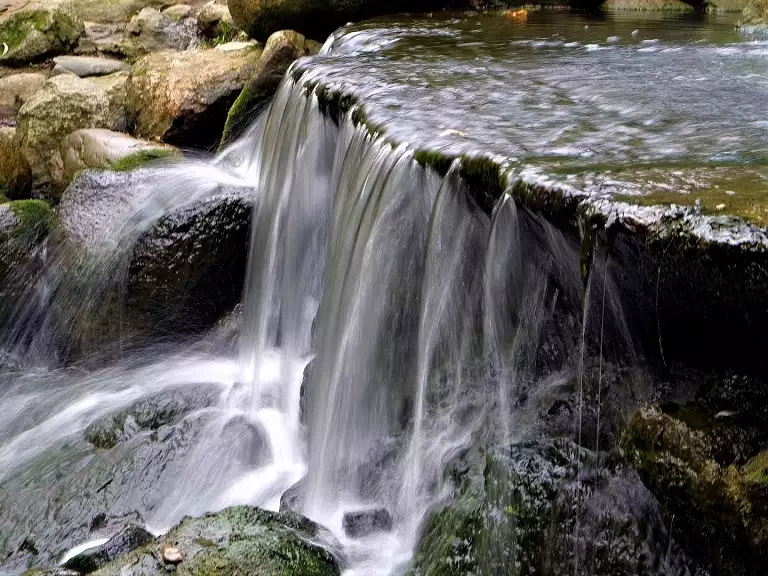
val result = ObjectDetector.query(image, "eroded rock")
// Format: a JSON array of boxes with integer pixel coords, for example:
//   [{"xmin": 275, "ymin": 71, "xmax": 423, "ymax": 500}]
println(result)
[{"xmin": 342, "ymin": 509, "xmax": 393, "ymax": 538}]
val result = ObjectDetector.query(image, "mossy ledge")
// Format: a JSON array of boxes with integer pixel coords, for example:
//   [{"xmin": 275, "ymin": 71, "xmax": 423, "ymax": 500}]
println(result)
[{"xmin": 111, "ymin": 149, "xmax": 181, "ymax": 172}]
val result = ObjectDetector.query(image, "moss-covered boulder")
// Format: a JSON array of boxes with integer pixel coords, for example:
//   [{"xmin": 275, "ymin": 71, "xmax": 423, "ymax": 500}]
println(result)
[
  {"xmin": 0, "ymin": 5, "xmax": 84, "ymax": 67},
  {"xmin": 0, "ymin": 127, "xmax": 31, "ymax": 200},
  {"xmin": 229, "ymin": 0, "xmax": 451, "ymax": 41},
  {"xmin": 60, "ymin": 128, "xmax": 180, "ymax": 187},
  {"xmin": 221, "ymin": 29, "xmax": 317, "ymax": 146},
  {"xmin": 89, "ymin": 506, "xmax": 341, "ymax": 576},
  {"xmin": 620, "ymin": 406, "xmax": 768, "ymax": 576},
  {"xmin": 410, "ymin": 439, "xmax": 691, "ymax": 576},
  {"xmin": 126, "ymin": 43, "xmax": 261, "ymax": 148},
  {"xmin": 16, "ymin": 74, "xmax": 111, "ymax": 198},
  {"xmin": 741, "ymin": 0, "xmax": 768, "ymax": 27}
]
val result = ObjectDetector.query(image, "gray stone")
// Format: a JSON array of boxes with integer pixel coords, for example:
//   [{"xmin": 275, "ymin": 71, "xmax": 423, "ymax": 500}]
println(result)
[
  {"xmin": 62, "ymin": 525, "xmax": 155, "ymax": 573},
  {"xmin": 342, "ymin": 508, "xmax": 393, "ymax": 538},
  {"xmin": 0, "ymin": 72, "xmax": 47, "ymax": 116},
  {"xmin": 52, "ymin": 55, "xmax": 130, "ymax": 78}
]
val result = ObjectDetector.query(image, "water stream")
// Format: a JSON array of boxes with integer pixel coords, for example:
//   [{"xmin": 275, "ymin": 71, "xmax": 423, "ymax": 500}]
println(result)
[{"xmin": 1, "ymin": 11, "xmax": 763, "ymax": 576}]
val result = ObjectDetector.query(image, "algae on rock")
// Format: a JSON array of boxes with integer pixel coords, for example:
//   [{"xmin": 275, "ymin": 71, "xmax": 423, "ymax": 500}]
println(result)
[{"xmin": 0, "ymin": 5, "xmax": 84, "ymax": 66}]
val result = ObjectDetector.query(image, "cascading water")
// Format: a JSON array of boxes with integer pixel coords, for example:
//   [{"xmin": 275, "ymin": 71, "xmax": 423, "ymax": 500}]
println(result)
[{"xmin": 0, "ymin": 15, "xmax": 707, "ymax": 575}]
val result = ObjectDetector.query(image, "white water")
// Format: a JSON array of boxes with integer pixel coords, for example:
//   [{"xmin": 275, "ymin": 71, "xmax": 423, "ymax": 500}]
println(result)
[{"xmin": 0, "ymin": 68, "xmax": 626, "ymax": 575}]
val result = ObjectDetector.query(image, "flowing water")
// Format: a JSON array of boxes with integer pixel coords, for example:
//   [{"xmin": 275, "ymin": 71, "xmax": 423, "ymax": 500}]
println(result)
[{"xmin": 0, "ymin": 11, "xmax": 763, "ymax": 575}]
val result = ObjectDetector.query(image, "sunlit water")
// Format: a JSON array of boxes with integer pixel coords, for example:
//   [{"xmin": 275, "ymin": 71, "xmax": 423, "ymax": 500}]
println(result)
[{"xmin": 0, "ymin": 12, "xmax": 759, "ymax": 576}]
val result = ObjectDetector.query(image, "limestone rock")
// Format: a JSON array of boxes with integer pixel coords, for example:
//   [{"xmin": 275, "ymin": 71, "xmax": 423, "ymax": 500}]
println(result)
[
  {"xmin": 0, "ymin": 72, "xmax": 47, "ymax": 118},
  {"xmin": 228, "ymin": 0, "xmax": 445, "ymax": 41},
  {"xmin": 0, "ymin": 4, "xmax": 84, "ymax": 66},
  {"xmin": 60, "ymin": 129, "xmax": 180, "ymax": 187},
  {"xmin": 221, "ymin": 29, "xmax": 312, "ymax": 145},
  {"xmin": 52, "ymin": 55, "xmax": 130, "ymax": 77},
  {"xmin": 127, "ymin": 44, "xmax": 262, "ymax": 148},
  {"xmin": 342, "ymin": 508, "xmax": 393, "ymax": 538},
  {"xmin": 0, "ymin": 127, "xmax": 31, "ymax": 199},
  {"xmin": 16, "ymin": 74, "xmax": 111, "ymax": 197}
]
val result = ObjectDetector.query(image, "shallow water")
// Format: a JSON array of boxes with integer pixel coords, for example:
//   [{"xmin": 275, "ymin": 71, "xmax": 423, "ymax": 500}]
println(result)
[{"xmin": 308, "ymin": 12, "xmax": 768, "ymax": 222}]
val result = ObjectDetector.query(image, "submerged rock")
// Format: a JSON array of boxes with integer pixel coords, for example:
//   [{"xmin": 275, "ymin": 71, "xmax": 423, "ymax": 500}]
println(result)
[
  {"xmin": 62, "ymin": 525, "xmax": 154, "ymax": 573},
  {"xmin": 342, "ymin": 508, "xmax": 393, "ymax": 538},
  {"xmin": 89, "ymin": 506, "xmax": 341, "ymax": 576},
  {"xmin": 0, "ymin": 4, "xmax": 83, "ymax": 66},
  {"xmin": 126, "ymin": 43, "xmax": 261, "ymax": 148},
  {"xmin": 16, "ymin": 74, "xmax": 111, "ymax": 197},
  {"xmin": 410, "ymin": 438, "xmax": 692, "ymax": 576},
  {"xmin": 620, "ymin": 405, "xmax": 768, "ymax": 575}
]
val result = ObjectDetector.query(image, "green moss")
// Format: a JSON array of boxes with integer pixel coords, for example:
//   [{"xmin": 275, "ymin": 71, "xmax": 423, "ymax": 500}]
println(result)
[
  {"xmin": 111, "ymin": 149, "xmax": 179, "ymax": 172},
  {"xmin": 744, "ymin": 451, "xmax": 768, "ymax": 485},
  {"xmin": 220, "ymin": 85, "xmax": 254, "ymax": 149},
  {"xmin": 7, "ymin": 199, "xmax": 53, "ymax": 244},
  {"xmin": 414, "ymin": 149, "xmax": 456, "ymax": 176},
  {"xmin": 458, "ymin": 155, "xmax": 507, "ymax": 214}
]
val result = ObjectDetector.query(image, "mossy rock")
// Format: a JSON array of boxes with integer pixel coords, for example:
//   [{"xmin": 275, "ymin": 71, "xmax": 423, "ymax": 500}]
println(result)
[
  {"xmin": 0, "ymin": 6, "xmax": 84, "ymax": 67},
  {"xmin": 620, "ymin": 406, "xmax": 768, "ymax": 575},
  {"xmin": 91, "ymin": 506, "xmax": 341, "ymax": 576}
]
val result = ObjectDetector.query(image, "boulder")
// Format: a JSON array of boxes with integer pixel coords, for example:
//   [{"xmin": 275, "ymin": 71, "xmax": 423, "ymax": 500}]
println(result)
[
  {"xmin": 410, "ymin": 439, "xmax": 694, "ymax": 576},
  {"xmin": 62, "ymin": 525, "xmax": 155, "ymax": 573},
  {"xmin": 0, "ymin": 72, "xmax": 47, "ymax": 118},
  {"xmin": 52, "ymin": 55, "xmax": 130, "ymax": 77},
  {"xmin": 63, "ymin": 0, "xmax": 176, "ymax": 24},
  {"xmin": 342, "ymin": 508, "xmax": 393, "ymax": 538},
  {"xmin": 0, "ymin": 127, "xmax": 31, "ymax": 199},
  {"xmin": 162, "ymin": 4, "xmax": 194, "ymax": 21},
  {"xmin": 197, "ymin": 2, "xmax": 235, "ymax": 38},
  {"xmin": 0, "ymin": 4, "xmax": 84, "ymax": 66},
  {"xmin": 16, "ymin": 74, "xmax": 111, "ymax": 197},
  {"xmin": 221, "ymin": 29, "xmax": 316, "ymax": 146},
  {"xmin": 620, "ymin": 406, "xmax": 768, "ymax": 576},
  {"xmin": 227, "ymin": 0, "xmax": 445, "ymax": 41},
  {"xmin": 741, "ymin": 0, "xmax": 768, "ymax": 28},
  {"xmin": 87, "ymin": 71, "xmax": 130, "ymax": 131},
  {"xmin": 60, "ymin": 129, "xmax": 179, "ymax": 187},
  {"xmin": 90, "ymin": 506, "xmax": 341, "ymax": 576},
  {"xmin": 120, "ymin": 6, "xmax": 199, "ymax": 58},
  {"xmin": 127, "ymin": 43, "xmax": 261, "ymax": 148}
]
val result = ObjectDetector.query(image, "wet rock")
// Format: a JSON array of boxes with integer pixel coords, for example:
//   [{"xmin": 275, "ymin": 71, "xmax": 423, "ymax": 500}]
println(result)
[
  {"xmin": 120, "ymin": 7, "xmax": 199, "ymax": 58},
  {"xmin": 84, "ymin": 385, "xmax": 220, "ymax": 449},
  {"xmin": 60, "ymin": 129, "xmax": 179, "ymax": 188},
  {"xmin": 90, "ymin": 506, "xmax": 341, "ymax": 576},
  {"xmin": 16, "ymin": 74, "xmax": 111, "ymax": 197},
  {"xmin": 0, "ymin": 72, "xmax": 47, "ymax": 118},
  {"xmin": 342, "ymin": 508, "xmax": 393, "ymax": 538},
  {"xmin": 279, "ymin": 477, "xmax": 306, "ymax": 514},
  {"xmin": 221, "ymin": 29, "xmax": 316, "ymax": 146},
  {"xmin": 0, "ymin": 127, "xmax": 31, "ymax": 200},
  {"xmin": 0, "ymin": 5, "xmax": 84, "ymax": 66},
  {"xmin": 620, "ymin": 405, "xmax": 768, "ymax": 575},
  {"xmin": 197, "ymin": 2, "xmax": 235, "ymax": 39},
  {"xmin": 126, "ymin": 43, "xmax": 261, "ymax": 148},
  {"xmin": 62, "ymin": 525, "xmax": 154, "ymax": 573},
  {"xmin": 410, "ymin": 438, "xmax": 693, "ymax": 576},
  {"xmin": 52, "ymin": 56, "xmax": 130, "ymax": 78}
]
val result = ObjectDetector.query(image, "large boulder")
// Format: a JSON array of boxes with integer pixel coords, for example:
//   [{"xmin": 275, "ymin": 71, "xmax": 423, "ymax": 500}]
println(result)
[
  {"xmin": 741, "ymin": 0, "xmax": 768, "ymax": 28},
  {"xmin": 126, "ymin": 43, "xmax": 261, "ymax": 148},
  {"xmin": 0, "ymin": 72, "xmax": 47, "ymax": 119},
  {"xmin": 60, "ymin": 129, "xmax": 179, "ymax": 188},
  {"xmin": 410, "ymin": 439, "xmax": 693, "ymax": 576},
  {"xmin": 63, "ymin": 0, "xmax": 176, "ymax": 24},
  {"xmin": 0, "ymin": 127, "xmax": 31, "ymax": 199},
  {"xmin": 620, "ymin": 406, "xmax": 768, "ymax": 576},
  {"xmin": 16, "ymin": 74, "xmax": 111, "ymax": 197},
  {"xmin": 120, "ymin": 6, "xmax": 199, "ymax": 58},
  {"xmin": 0, "ymin": 4, "xmax": 84, "ymax": 66},
  {"xmin": 227, "ymin": 0, "xmax": 446, "ymax": 41},
  {"xmin": 221, "ymin": 29, "xmax": 317, "ymax": 146}
]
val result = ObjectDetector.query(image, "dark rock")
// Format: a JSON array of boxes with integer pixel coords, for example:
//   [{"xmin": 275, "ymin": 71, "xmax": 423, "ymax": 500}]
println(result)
[
  {"xmin": 63, "ymin": 524, "xmax": 154, "ymax": 574},
  {"xmin": 279, "ymin": 477, "xmax": 306, "ymax": 514},
  {"xmin": 342, "ymin": 508, "xmax": 393, "ymax": 538},
  {"xmin": 410, "ymin": 438, "xmax": 694, "ymax": 576},
  {"xmin": 89, "ymin": 506, "xmax": 341, "ymax": 576}
]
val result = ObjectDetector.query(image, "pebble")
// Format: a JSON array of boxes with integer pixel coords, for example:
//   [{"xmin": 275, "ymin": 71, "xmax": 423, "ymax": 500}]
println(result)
[
  {"xmin": 632, "ymin": 29, "xmax": 640, "ymax": 37},
  {"xmin": 607, "ymin": 36, "xmax": 621, "ymax": 43},
  {"xmin": 162, "ymin": 544, "xmax": 183, "ymax": 564}
]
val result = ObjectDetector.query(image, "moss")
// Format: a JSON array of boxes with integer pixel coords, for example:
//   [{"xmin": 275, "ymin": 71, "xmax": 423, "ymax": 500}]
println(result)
[
  {"xmin": 7, "ymin": 199, "xmax": 53, "ymax": 244},
  {"xmin": 111, "ymin": 149, "xmax": 179, "ymax": 172},
  {"xmin": 744, "ymin": 451, "xmax": 768, "ymax": 485},
  {"xmin": 458, "ymin": 155, "xmax": 506, "ymax": 214},
  {"xmin": 414, "ymin": 149, "xmax": 456, "ymax": 176},
  {"xmin": 220, "ymin": 84, "xmax": 254, "ymax": 148}
]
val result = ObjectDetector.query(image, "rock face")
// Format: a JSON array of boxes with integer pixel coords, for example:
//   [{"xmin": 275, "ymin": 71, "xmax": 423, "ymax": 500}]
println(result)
[
  {"xmin": 410, "ymin": 439, "xmax": 693, "ymax": 576},
  {"xmin": 221, "ymin": 29, "xmax": 316, "ymax": 145},
  {"xmin": 342, "ymin": 509, "xmax": 393, "ymax": 538},
  {"xmin": 0, "ymin": 128, "xmax": 31, "ymax": 199},
  {"xmin": 228, "ymin": 0, "xmax": 446, "ymax": 41},
  {"xmin": 621, "ymin": 406, "xmax": 768, "ymax": 576},
  {"xmin": 0, "ymin": 4, "xmax": 84, "ymax": 66},
  {"xmin": 127, "ymin": 43, "xmax": 261, "ymax": 148},
  {"xmin": 60, "ymin": 129, "xmax": 179, "ymax": 187},
  {"xmin": 90, "ymin": 506, "xmax": 341, "ymax": 576},
  {"xmin": 741, "ymin": 0, "xmax": 768, "ymax": 27},
  {"xmin": 0, "ymin": 72, "xmax": 47, "ymax": 118},
  {"xmin": 16, "ymin": 74, "xmax": 111, "ymax": 197}
]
